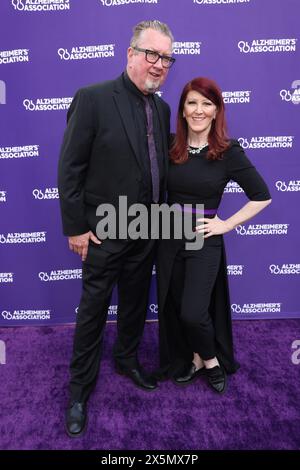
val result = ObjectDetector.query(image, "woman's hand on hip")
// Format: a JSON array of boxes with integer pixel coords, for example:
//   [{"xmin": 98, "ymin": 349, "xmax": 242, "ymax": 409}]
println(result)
[{"xmin": 196, "ymin": 215, "xmax": 232, "ymax": 238}]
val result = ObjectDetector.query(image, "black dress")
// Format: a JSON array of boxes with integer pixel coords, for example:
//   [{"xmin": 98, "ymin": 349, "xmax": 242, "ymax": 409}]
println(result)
[{"xmin": 157, "ymin": 140, "xmax": 271, "ymax": 378}]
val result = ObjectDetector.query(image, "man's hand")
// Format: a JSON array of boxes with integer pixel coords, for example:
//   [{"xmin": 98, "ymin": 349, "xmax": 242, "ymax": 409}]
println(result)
[{"xmin": 68, "ymin": 231, "xmax": 101, "ymax": 261}]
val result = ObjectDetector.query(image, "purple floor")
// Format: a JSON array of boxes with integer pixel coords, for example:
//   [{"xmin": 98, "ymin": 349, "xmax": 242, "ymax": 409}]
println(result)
[{"xmin": 1, "ymin": 320, "xmax": 300, "ymax": 450}]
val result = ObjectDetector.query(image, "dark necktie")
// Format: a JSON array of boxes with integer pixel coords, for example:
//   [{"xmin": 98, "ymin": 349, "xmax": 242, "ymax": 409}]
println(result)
[{"xmin": 143, "ymin": 96, "xmax": 160, "ymax": 203}]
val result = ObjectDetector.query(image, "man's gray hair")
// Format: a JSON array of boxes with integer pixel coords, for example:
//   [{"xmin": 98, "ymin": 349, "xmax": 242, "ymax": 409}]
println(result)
[{"xmin": 130, "ymin": 20, "xmax": 174, "ymax": 48}]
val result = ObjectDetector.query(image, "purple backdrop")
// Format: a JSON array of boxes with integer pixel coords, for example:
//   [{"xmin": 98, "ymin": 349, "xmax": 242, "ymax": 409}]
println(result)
[{"xmin": 0, "ymin": 0, "xmax": 299, "ymax": 326}]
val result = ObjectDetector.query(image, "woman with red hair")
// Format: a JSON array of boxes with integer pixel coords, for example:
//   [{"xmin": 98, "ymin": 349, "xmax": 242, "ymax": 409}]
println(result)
[{"xmin": 157, "ymin": 77, "xmax": 271, "ymax": 393}]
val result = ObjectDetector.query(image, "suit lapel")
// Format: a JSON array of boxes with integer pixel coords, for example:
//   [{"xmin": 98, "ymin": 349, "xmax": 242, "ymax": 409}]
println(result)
[
  {"xmin": 113, "ymin": 76, "xmax": 142, "ymax": 171},
  {"xmin": 153, "ymin": 94, "xmax": 169, "ymax": 177},
  {"xmin": 113, "ymin": 76, "xmax": 169, "ymax": 181}
]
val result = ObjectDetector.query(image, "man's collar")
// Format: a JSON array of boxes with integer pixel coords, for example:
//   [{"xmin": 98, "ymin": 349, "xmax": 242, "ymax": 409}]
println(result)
[{"xmin": 123, "ymin": 71, "xmax": 154, "ymax": 101}]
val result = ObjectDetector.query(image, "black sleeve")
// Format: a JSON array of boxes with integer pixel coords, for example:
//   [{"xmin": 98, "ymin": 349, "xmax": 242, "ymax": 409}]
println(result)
[
  {"xmin": 169, "ymin": 133, "xmax": 176, "ymax": 149},
  {"xmin": 225, "ymin": 140, "xmax": 271, "ymax": 201},
  {"xmin": 160, "ymin": 98, "xmax": 171, "ymax": 148},
  {"xmin": 57, "ymin": 87, "xmax": 96, "ymax": 236}
]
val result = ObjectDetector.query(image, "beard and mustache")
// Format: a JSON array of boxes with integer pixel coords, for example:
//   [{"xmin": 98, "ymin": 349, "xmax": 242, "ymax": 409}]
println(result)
[{"xmin": 144, "ymin": 77, "xmax": 161, "ymax": 94}]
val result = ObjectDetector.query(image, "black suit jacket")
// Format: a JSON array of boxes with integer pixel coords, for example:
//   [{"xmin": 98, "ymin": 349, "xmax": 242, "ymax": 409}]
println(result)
[{"xmin": 58, "ymin": 74, "xmax": 171, "ymax": 237}]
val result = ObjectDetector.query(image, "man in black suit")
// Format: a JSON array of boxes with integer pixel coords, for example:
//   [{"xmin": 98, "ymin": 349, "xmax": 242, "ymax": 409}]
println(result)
[{"xmin": 58, "ymin": 20, "xmax": 174, "ymax": 437}]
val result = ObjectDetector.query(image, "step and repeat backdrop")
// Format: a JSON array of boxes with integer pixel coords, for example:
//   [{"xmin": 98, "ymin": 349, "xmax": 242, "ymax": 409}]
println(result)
[{"xmin": 0, "ymin": 0, "xmax": 299, "ymax": 326}]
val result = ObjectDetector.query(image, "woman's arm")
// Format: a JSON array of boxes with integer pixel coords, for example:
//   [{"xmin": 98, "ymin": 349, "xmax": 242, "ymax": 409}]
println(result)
[{"xmin": 196, "ymin": 199, "xmax": 272, "ymax": 238}]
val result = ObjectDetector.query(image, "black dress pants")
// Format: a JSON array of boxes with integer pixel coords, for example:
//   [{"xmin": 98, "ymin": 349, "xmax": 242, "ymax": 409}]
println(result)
[
  {"xmin": 69, "ymin": 238, "xmax": 155, "ymax": 402},
  {"xmin": 168, "ymin": 242, "xmax": 222, "ymax": 361}
]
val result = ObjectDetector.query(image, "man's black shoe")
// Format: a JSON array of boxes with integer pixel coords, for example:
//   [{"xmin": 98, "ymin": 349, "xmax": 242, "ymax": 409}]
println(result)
[
  {"xmin": 65, "ymin": 401, "xmax": 87, "ymax": 438},
  {"xmin": 173, "ymin": 363, "xmax": 206, "ymax": 386},
  {"xmin": 206, "ymin": 365, "xmax": 227, "ymax": 394},
  {"xmin": 116, "ymin": 364, "xmax": 158, "ymax": 391}
]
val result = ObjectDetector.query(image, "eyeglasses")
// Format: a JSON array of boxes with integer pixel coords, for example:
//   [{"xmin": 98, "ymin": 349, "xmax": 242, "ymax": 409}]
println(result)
[{"xmin": 133, "ymin": 46, "xmax": 175, "ymax": 69}]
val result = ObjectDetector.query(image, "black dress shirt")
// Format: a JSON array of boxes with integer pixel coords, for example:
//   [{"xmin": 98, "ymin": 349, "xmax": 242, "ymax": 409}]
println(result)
[{"xmin": 123, "ymin": 72, "xmax": 164, "ymax": 204}]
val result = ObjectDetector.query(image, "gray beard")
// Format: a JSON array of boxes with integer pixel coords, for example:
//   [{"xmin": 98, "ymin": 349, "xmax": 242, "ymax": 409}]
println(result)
[{"xmin": 145, "ymin": 78, "xmax": 160, "ymax": 94}]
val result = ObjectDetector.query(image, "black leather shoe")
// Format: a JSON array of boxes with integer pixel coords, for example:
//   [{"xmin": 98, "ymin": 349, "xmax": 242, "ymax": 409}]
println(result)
[
  {"xmin": 65, "ymin": 401, "xmax": 87, "ymax": 438},
  {"xmin": 116, "ymin": 364, "xmax": 158, "ymax": 391},
  {"xmin": 173, "ymin": 363, "xmax": 206, "ymax": 386},
  {"xmin": 206, "ymin": 366, "xmax": 227, "ymax": 394}
]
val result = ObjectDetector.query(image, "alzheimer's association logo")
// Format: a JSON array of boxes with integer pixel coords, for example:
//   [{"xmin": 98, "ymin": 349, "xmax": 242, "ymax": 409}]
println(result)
[
  {"xmin": 38, "ymin": 269, "xmax": 82, "ymax": 281},
  {"xmin": 238, "ymin": 136, "xmax": 293, "ymax": 149},
  {"xmin": 238, "ymin": 38, "xmax": 297, "ymax": 53},
  {"xmin": 222, "ymin": 90, "xmax": 251, "ymax": 104},
  {"xmin": 231, "ymin": 303, "xmax": 282, "ymax": 314},
  {"xmin": 275, "ymin": 180, "xmax": 300, "ymax": 192},
  {"xmin": 12, "ymin": 0, "xmax": 70, "ymax": 11},
  {"xmin": 100, "ymin": 0, "xmax": 158, "ymax": 6},
  {"xmin": 235, "ymin": 224, "xmax": 289, "ymax": 236},
  {"xmin": 0, "ymin": 49, "xmax": 29, "ymax": 65},
  {"xmin": 280, "ymin": 80, "xmax": 300, "ymax": 105},
  {"xmin": 12, "ymin": 0, "xmax": 24, "ymax": 9},
  {"xmin": 173, "ymin": 41, "xmax": 201, "ymax": 55},
  {"xmin": 1, "ymin": 309, "xmax": 51, "ymax": 321},
  {"xmin": 58, "ymin": 44, "xmax": 115, "ymax": 61},
  {"xmin": 0, "ymin": 145, "xmax": 39, "ymax": 160},
  {"xmin": 32, "ymin": 188, "xmax": 59, "ymax": 200},
  {"xmin": 23, "ymin": 97, "xmax": 72, "ymax": 111},
  {"xmin": 269, "ymin": 264, "xmax": 300, "ymax": 275},
  {"xmin": 194, "ymin": 0, "xmax": 251, "ymax": 5},
  {"xmin": 0, "ymin": 191, "xmax": 7, "ymax": 203}
]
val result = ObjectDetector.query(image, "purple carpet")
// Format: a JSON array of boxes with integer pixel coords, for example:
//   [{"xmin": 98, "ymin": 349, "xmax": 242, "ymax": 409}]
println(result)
[{"xmin": 1, "ymin": 320, "xmax": 300, "ymax": 450}]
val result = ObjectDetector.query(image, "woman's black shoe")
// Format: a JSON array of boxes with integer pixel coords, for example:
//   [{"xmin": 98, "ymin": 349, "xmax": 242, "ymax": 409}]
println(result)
[
  {"xmin": 173, "ymin": 363, "xmax": 205, "ymax": 386},
  {"xmin": 206, "ymin": 366, "xmax": 227, "ymax": 394}
]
